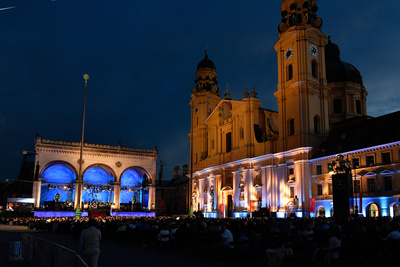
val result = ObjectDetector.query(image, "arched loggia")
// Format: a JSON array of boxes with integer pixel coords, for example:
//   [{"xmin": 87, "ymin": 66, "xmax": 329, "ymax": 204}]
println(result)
[
  {"xmin": 82, "ymin": 165, "xmax": 115, "ymax": 204},
  {"xmin": 40, "ymin": 162, "xmax": 76, "ymax": 207},
  {"xmin": 120, "ymin": 167, "xmax": 151, "ymax": 210}
]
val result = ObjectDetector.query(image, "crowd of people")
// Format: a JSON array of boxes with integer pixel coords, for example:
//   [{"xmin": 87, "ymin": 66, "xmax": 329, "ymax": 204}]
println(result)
[{"xmin": 1, "ymin": 215, "xmax": 400, "ymax": 266}]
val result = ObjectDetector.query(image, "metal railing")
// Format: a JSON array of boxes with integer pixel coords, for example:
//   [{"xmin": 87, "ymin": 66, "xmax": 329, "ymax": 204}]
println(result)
[{"xmin": 21, "ymin": 233, "xmax": 88, "ymax": 266}]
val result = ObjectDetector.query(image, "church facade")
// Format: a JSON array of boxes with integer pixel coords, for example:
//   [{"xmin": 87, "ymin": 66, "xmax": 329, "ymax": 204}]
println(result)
[{"xmin": 189, "ymin": 0, "xmax": 400, "ymax": 218}]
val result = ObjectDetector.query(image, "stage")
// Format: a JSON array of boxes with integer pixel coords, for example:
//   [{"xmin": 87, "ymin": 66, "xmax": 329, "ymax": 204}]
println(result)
[{"xmin": 33, "ymin": 210, "xmax": 156, "ymax": 218}]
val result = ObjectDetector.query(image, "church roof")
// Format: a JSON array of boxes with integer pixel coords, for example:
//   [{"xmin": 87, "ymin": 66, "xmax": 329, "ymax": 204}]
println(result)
[
  {"xmin": 314, "ymin": 110, "xmax": 400, "ymax": 158},
  {"xmin": 325, "ymin": 36, "xmax": 363, "ymax": 85},
  {"xmin": 197, "ymin": 51, "xmax": 216, "ymax": 70}
]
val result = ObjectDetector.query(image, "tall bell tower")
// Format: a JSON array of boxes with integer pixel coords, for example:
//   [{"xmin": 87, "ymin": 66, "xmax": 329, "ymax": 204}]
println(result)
[
  {"xmin": 190, "ymin": 50, "xmax": 221, "ymax": 171},
  {"xmin": 274, "ymin": 0, "xmax": 330, "ymax": 152}
]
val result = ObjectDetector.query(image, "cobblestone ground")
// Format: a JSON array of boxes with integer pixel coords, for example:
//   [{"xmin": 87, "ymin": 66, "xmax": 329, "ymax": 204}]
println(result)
[{"xmin": 0, "ymin": 224, "xmax": 266, "ymax": 266}]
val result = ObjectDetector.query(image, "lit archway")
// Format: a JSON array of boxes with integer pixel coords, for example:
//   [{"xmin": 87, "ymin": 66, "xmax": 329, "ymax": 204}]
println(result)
[
  {"xmin": 389, "ymin": 203, "xmax": 400, "ymax": 217},
  {"xmin": 221, "ymin": 186, "xmax": 233, "ymax": 218},
  {"xmin": 82, "ymin": 165, "xmax": 114, "ymax": 203},
  {"xmin": 367, "ymin": 203, "xmax": 380, "ymax": 218},
  {"xmin": 40, "ymin": 162, "xmax": 76, "ymax": 207},
  {"xmin": 316, "ymin": 206, "xmax": 326, "ymax": 217},
  {"xmin": 120, "ymin": 167, "xmax": 150, "ymax": 210}
]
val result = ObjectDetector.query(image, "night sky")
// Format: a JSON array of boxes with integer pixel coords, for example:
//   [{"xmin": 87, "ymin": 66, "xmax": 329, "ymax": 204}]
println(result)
[{"xmin": 1, "ymin": 0, "xmax": 399, "ymax": 182}]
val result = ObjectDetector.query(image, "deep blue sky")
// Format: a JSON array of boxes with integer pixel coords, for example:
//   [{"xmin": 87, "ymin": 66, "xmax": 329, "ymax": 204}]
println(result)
[{"xmin": 1, "ymin": 0, "xmax": 399, "ymax": 182}]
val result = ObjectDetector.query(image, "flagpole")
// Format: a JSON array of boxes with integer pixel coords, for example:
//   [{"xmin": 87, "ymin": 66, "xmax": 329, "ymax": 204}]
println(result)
[{"xmin": 75, "ymin": 74, "xmax": 89, "ymax": 210}]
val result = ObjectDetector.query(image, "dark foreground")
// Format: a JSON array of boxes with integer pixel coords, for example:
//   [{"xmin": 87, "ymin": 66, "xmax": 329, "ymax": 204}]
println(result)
[
  {"xmin": 0, "ymin": 224, "xmax": 265, "ymax": 267},
  {"xmin": 1, "ymin": 215, "xmax": 400, "ymax": 266}
]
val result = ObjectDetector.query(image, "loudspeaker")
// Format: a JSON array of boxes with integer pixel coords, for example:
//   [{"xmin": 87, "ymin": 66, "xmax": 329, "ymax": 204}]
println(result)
[{"xmin": 332, "ymin": 173, "xmax": 352, "ymax": 219}]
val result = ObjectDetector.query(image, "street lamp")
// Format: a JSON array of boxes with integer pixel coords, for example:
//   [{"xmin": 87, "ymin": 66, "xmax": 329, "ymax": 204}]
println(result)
[
  {"xmin": 330, "ymin": 154, "xmax": 351, "ymax": 174},
  {"xmin": 331, "ymin": 154, "xmax": 355, "ymax": 217}
]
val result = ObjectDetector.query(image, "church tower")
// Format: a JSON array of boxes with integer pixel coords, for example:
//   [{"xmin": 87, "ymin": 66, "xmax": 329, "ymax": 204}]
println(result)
[
  {"xmin": 190, "ymin": 50, "xmax": 221, "ymax": 171},
  {"xmin": 274, "ymin": 0, "xmax": 330, "ymax": 152}
]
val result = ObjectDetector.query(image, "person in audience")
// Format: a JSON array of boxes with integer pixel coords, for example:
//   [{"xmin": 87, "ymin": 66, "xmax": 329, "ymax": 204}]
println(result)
[{"xmin": 78, "ymin": 218, "xmax": 101, "ymax": 267}]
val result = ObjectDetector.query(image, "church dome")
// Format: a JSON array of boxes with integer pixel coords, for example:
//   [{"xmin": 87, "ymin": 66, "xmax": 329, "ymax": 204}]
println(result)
[
  {"xmin": 197, "ymin": 52, "xmax": 216, "ymax": 70},
  {"xmin": 325, "ymin": 36, "xmax": 363, "ymax": 85}
]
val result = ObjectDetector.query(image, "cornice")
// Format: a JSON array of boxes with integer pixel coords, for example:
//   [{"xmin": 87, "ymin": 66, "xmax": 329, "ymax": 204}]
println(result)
[
  {"xmin": 310, "ymin": 141, "xmax": 400, "ymax": 163},
  {"xmin": 35, "ymin": 146, "xmax": 157, "ymax": 161},
  {"xmin": 36, "ymin": 138, "xmax": 157, "ymax": 155}
]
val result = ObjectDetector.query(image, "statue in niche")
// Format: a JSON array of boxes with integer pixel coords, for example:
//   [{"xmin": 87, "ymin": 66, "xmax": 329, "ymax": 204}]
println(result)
[
  {"xmin": 239, "ymin": 178, "xmax": 245, "ymax": 201},
  {"xmin": 54, "ymin": 192, "xmax": 61, "ymax": 203},
  {"xmin": 239, "ymin": 177, "xmax": 245, "ymax": 210}
]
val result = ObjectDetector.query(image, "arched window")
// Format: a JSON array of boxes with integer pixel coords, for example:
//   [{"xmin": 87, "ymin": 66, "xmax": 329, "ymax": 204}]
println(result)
[
  {"xmin": 226, "ymin": 132, "xmax": 232, "ymax": 153},
  {"xmin": 317, "ymin": 206, "xmax": 325, "ymax": 217},
  {"xmin": 333, "ymin": 99, "xmax": 342, "ymax": 114},
  {"xmin": 287, "ymin": 64, "xmax": 293, "ymax": 81},
  {"xmin": 289, "ymin": 118, "xmax": 295, "ymax": 136},
  {"xmin": 367, "ymin": 203, "xmax": 380, "ymax": 218},
  {"xmin": 314, "ymin": 115, "xmax": 320, "ymax": 134},
  {"xmin": 356, "ymin": 100, "xmax": 362, "ymax": 114},
  {"xmin": 312, "ymin": 60, "xmax": 318, "ymax": 78}
]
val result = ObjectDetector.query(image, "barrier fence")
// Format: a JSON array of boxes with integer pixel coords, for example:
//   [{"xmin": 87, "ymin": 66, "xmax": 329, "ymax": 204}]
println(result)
[{"xmin": 21, "ymin": 233, "xmax": 88, "ymax": 266}]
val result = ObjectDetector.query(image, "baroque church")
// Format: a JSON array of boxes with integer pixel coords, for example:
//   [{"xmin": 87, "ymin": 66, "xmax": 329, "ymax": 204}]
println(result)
[{"xmin": 189, "ymin": 0, "xmax": 400, "ymax": 218}]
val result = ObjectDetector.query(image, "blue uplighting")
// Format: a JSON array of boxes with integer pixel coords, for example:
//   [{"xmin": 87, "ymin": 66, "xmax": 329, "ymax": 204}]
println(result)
[
  {"xmin": 34, "ymin": 211, "xmax": 89, "ymax": 217},
  {"xmin": 41, "ymin": 163, "xmax": 75, "ymax": 184},
  {"xmin": 120, "ymin": 191, "xmax": 135, "ymax": 204},
  {"xmin": 40, "ymin": 163, "xmax": 75, "ymax": 205},
  {"xmin": 110, "ymin": 211, "xmax": 155, "ymax": 217},
  {"xmin": 83, "ymin": 166, "xmax": 113, "ymax": 184},
  {"xmin": 121, "ymin": 169, "xmax": 142, "ymax": 187},
  {"xmin": 40, "ymin": 187, "xmax": 74, "ymax": 205},
  {"xmin": 233, "ymin": 212, "xmax": 247, "ymax": 218},
  {"xmin": 82, "ymin": 189, "xmax": 113, "ymax": 203},
  {"xmin": 81, "ymin": 166, "xmax": 114, "ymax": 203}
]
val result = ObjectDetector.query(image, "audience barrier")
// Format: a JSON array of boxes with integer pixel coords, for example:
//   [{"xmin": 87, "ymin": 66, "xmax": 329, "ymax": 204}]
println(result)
[{"xmin": 21, "ymin": 233, "xmax": 88, "ymax": 266}]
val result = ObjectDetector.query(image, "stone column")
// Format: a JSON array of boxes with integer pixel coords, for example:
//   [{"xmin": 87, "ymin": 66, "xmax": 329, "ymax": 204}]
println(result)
[
  {"xmin": 210, "ymin": 174, "xmax": 215, "ymax": 210},
  {"xmin": 269, "ymin": 164, "xmax": 279, "ymax": 212},
  {"xmin": 261, "ymin": 166, "xmax": 268, "ymax": 208},
  {"xmin": 295, "ymin": 159, "xmax": 311, "ymax": 217},
  {"xmin": 198, "ymin": 177, "xmax": 204, "ymax": 211},
  {"xmin": 74, "ymin": 179, "xmax": 83, "ymax": 209},
  {"xmin": 232, "ymin": 171, "xmax": 238, "ymax": 210},
  {"xmin": 216, "ymin": 174, "xmax": 222, "ymax": 217},
  {"xmin": 113, "ymin": 183, "xmax": 121, "ymax": 210},
  {"xmin": 145, "ymin": 175, "xmax": 156, "ymax": 211},
  {"xmin": 32, "ymin": 179, "xmax": 42, "ymax": 208},
  {"xmin": 245, "ymin": 168, "xmax": 254, "ymax": 214}
]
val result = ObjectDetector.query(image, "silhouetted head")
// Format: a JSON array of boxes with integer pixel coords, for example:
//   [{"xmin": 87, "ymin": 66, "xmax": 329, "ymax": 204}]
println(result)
[{"xmin": 88, "ymin": 218, "xmax": 96, "ymax": 227}]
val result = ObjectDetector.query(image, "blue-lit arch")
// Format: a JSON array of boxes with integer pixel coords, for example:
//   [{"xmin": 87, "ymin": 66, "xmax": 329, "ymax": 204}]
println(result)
[
  {"xmin": 82, "ymin": 165, "xmax": 114, "ymax": 203},
  {"xmin": 83, "ymin": 165, "xmax": 114, "ymax": 185},
  {"xmin": 121, "ymin": 169, "xmax": 142, "ymax": 187},
  {"xmin": 40, "ymin": 162, "xmax": 75, "ymax": 206},
  {"xmin": 120, "ymin": 167, "xmax": 149, "ymax": 205},
  {"xmin": 41, "ymin": 163, "xmax": 76, "ymax": 184}
]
